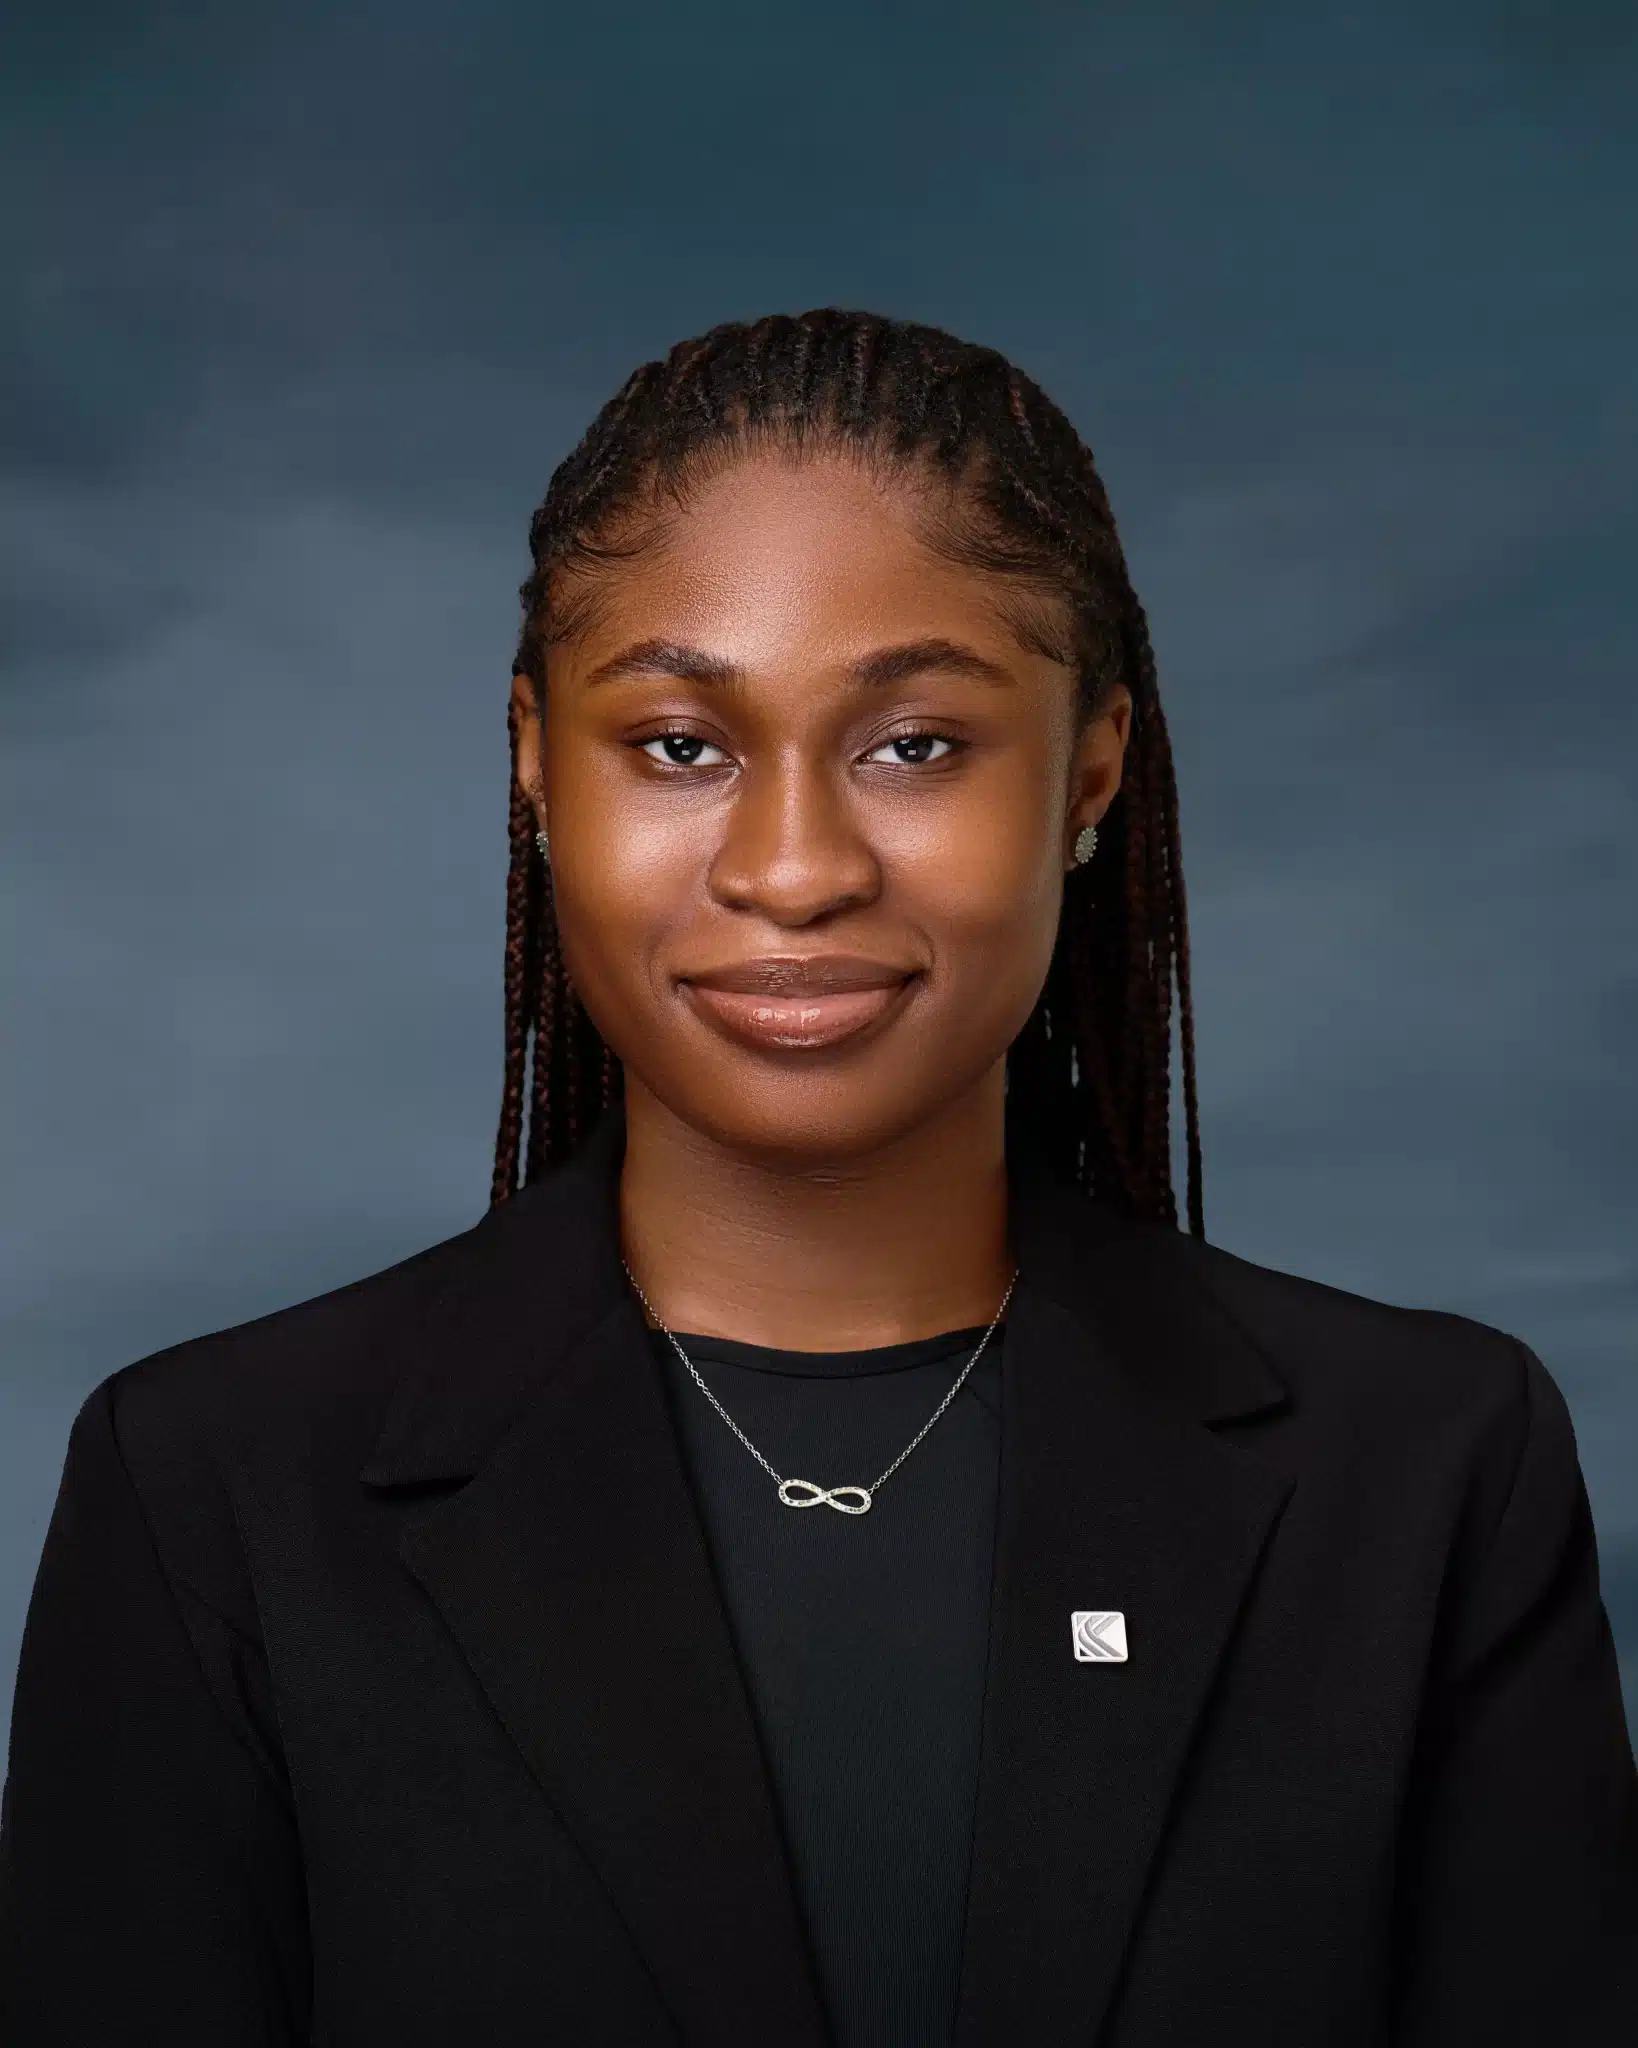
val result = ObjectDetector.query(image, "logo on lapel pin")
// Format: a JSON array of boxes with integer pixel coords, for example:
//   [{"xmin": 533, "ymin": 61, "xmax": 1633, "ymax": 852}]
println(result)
[{"xmin": 1071, "ymin": 1611, "xmax": 1128, "ymax": 1662}]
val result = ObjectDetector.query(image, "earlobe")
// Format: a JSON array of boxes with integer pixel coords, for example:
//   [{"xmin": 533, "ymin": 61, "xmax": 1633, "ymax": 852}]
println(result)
[
  {"xmin": 1063, "ymin": 685, "xmax": 1130, "ymax": 869},
  {"xmin": 1061, "ymin": 816, "xmax": 1100, "ymax": 872}
]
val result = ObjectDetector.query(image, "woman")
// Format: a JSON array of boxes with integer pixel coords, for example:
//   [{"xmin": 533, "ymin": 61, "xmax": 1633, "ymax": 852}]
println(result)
[{"xmin": 1, "ymin": 309, "xmax": 1634, "ymax": 2046}]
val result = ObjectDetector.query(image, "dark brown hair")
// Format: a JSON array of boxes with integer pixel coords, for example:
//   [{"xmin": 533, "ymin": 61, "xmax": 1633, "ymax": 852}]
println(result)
[{"xmin": 491, "ymin": 309, "xmax": 1204, "ymax": 1236}]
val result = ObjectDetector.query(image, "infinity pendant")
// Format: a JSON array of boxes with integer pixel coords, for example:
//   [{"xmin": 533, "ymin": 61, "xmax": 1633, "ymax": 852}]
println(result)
[{"xmin": 777, "ymin": 1478, "xmax": 874, "ymax": 1515}]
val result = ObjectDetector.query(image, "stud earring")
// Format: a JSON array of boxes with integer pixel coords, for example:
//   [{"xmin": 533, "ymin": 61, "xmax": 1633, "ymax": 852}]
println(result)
[
  {"xmin": 1073, "ymin": 823, "xmax": 1099, "ymax": 865},
  {"xmin": 535, "ymin": 827, "xmax": 550, "ymax": 864}
]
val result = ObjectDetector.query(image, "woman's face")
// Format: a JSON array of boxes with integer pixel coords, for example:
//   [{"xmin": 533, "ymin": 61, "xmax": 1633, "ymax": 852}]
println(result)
[{"xmin": 513, "ymin": 448, "xmax": 1130, "ymax": 1166}]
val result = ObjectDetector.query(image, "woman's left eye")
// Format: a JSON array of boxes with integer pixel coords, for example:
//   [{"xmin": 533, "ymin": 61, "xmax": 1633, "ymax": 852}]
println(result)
[{"xmin": 864, "ymin": 732, "xmax": 958, "ymax": 766}]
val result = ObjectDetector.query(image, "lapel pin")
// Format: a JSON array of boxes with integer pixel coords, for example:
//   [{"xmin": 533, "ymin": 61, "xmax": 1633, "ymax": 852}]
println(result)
[{"xmin": 1072, "ymin": 1610, "xmax": 1128, "ymax": 1662}]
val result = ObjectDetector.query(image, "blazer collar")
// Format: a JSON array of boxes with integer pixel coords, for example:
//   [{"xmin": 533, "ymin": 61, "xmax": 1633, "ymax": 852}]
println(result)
[
  {"xmin": 361, "ymin": 1103, "xmax": 1293, "ymax": 2045},
  {"xmin": 362, "ymin": 1101, "xmax": 1287, "ymax": 1491}
]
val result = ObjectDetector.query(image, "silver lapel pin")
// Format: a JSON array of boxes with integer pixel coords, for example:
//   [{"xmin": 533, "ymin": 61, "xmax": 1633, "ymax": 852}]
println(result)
[{"xmin": 1071, "ymin": 1610, "xmax": 1128, "ymax": 1662}]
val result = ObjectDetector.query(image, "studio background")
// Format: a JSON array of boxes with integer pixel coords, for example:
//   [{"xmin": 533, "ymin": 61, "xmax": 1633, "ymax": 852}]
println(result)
[{"xmin": 4, "ymin": 0, "xmax": 1634, "ymax": 1737}]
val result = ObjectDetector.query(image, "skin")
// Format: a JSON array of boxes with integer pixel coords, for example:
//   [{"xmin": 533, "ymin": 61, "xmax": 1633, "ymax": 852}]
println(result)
[{"xmin": 510, "ymin": 447, "xmax": 1131, "ymax": 1349}]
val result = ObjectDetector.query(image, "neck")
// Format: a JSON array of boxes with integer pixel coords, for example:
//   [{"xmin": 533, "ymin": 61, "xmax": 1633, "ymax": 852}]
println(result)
[{"xmin": 617, "ymin": 1069, "xmax": 1013, "ymax": 1350}]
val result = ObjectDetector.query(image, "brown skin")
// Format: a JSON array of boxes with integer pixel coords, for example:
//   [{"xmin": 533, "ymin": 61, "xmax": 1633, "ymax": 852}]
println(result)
[{"xmin": 511, "ymin": 449, "xmax": 1131, "ymax": 1348}]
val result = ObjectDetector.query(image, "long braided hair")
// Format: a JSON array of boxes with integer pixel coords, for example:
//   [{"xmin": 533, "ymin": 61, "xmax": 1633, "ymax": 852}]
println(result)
[{"xmin": 490, "ymin": 309, "xmax": 1204, "ymax": 1237}]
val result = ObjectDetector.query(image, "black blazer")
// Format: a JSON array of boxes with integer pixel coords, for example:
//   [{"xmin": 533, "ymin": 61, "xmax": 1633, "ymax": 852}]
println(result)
[{"xmin": 3, "ymin": 1102, "xmax": 1635, "ymax": 2046}]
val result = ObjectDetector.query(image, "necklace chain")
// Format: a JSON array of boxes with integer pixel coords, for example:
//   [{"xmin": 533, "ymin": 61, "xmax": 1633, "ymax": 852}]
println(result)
[{"xmin": 622, "ymin": 1262, "xmax": 1018, "ymax": 1515}]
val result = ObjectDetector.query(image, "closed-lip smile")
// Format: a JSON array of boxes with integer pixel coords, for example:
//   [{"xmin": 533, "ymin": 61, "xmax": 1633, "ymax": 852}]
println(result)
[{"xmin": 680, "ymin": 955, "xmax": 918, "ymax": 1051}]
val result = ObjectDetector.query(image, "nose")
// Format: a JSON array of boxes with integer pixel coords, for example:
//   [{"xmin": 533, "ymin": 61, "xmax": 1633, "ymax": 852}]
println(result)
[{"xmin": 706, "ymin": 753, "xmax": 882, "ymax": 926}]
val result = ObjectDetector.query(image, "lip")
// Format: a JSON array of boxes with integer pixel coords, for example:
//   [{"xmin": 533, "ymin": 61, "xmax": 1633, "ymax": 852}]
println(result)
[{"xmin": 680, "ymin": 955, "xmax": 919, "ymax": 1052}]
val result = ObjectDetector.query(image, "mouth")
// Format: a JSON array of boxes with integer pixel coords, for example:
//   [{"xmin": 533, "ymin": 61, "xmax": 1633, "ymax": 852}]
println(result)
[{"xmin": 679, "ymin": 955, "xmax": 920, "ymax": 1053}]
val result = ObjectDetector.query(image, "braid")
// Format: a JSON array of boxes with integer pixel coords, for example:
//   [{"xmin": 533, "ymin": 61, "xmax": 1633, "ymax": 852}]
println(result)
[
  {"xmin": 491, "ymin": 308, "xmax": 1207, "ymax": 1237},
  {"xmin": 1152, "ymin": 682, "xmax": 1205, "ymax": 1236},
  {"xmin": 490, "ymin": 694, "xmax": 540, "ymax": 1207},
  {"xmin": 522, "ymin": 865, "xmax": 561, "ymax": 1184}
]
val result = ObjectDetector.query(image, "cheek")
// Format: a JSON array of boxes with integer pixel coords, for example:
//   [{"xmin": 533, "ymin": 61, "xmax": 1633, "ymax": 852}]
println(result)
[
  {"xmin": 547, "ymin": 798, "xmax": 688, "ymax": 1020},
  {"xmin": 886, "ymin": 747, "xmax": 1067, "ymax": 964},
  {"xmin": 905, "ymin": 822, "xmax": 1064, "ymax": 1039},
  {"xmin": 533, "ymin": 742, "xmax": 641, "ymax": 1001}
]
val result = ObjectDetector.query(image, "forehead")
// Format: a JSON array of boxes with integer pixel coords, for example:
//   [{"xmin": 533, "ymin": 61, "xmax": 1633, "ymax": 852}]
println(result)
[{"xmin": 553, "ymin": 449, "xmax": 1069, "ymax": 677}]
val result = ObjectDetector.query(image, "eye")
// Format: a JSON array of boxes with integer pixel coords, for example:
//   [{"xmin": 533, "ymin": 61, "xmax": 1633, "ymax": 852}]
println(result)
[
  {"xmin": 864, "ymin": 731, "xmax": 959, "ymax": 766},
  {"xmin": 638, "ymin": 731, "xmax": 731, "ymax": 768}
]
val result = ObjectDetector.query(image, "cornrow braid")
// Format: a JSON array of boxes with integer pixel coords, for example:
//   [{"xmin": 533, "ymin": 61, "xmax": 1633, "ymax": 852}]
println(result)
[{"xmin": 492, "ymin": 308, "xmax": 1207, "ymax": 1236}]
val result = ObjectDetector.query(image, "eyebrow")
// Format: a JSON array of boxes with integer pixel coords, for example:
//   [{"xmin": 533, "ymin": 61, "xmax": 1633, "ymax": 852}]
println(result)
[{"xmin": 578, "ymin": 635, "xmax": 1018, "ymax": 693}]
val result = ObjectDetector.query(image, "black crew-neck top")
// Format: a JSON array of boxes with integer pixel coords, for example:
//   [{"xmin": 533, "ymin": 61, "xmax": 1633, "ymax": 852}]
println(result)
[{"xmin": 648, "ymin": 1320, "xmax": 1005, "ymax": 2048}]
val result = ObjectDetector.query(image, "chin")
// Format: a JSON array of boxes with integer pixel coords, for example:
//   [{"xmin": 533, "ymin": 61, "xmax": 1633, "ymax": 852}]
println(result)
[
  {"xmin": 689, "ymin": 1093, "xmax": 925, "ymax": 1169},
  {"xmin": 637, "ymin": 1044, "xmax": 998, "ymax": 1171}
]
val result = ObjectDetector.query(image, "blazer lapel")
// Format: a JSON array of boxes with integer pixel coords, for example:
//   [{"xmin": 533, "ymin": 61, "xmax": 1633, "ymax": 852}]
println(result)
[
  {"xmin": 360, "ymin": 1107, "xmax": 828, "ymax": 2045},
  {"xmin": 954, "ymin": 1170, "xmax": 1296, "ymax": 2045}
]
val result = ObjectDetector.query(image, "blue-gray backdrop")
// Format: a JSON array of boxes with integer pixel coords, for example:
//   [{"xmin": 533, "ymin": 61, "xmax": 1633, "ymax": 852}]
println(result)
[{"xmin": 4, "ymin": 0, "xmax": 1635, "ymax": 1736}]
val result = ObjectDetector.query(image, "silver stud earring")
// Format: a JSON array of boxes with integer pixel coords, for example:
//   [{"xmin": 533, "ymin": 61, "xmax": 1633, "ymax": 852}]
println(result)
[
  {"xmin": 1073, "ymin": 823, "xmax": 1099, "ymax": 865},
  {"xmin": 535, "ymin": 826, "xmax": 550, "ymax": 864}
]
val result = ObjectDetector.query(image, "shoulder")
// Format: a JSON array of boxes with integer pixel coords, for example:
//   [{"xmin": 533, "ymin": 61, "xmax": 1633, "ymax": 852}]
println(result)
[
  {"xmin": 1166, "ymin": 1226, "xmax": 1573, "ymax": 1539},
  {"xmin": 101, "ymin": 1219, "xmax": 482, "ymax": 1463},
  {"xmin": 60, "ymin": 1215, "xmax": 491, "ymax": 1621},
  {"xmin": 1181, "ymin": 1228, "xmax": 1533, "ymax": 1407}
]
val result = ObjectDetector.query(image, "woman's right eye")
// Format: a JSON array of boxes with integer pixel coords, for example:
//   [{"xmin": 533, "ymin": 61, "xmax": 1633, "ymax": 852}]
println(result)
[{"xmin": 637, "ymin": 732, "xmax": 731, "ymax": 768}]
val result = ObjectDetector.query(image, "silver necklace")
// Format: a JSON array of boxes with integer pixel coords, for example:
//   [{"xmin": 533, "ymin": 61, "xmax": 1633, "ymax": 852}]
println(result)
[{"xmin": 623, "ymin": 1263, "xmax": 1017, "ymax": 1515}]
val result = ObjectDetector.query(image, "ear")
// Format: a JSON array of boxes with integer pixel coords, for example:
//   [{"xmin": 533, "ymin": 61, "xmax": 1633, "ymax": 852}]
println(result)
[
  {"xmin": 1063, "ymin": 683, "xmax": 1133, "ymax": 871},
  {"xmin": 510, "ymin": 672, "xmax": 548, "ymax": 827}
]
